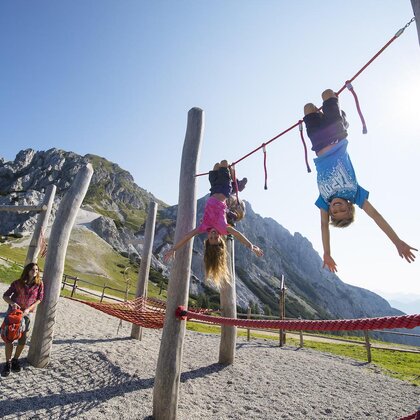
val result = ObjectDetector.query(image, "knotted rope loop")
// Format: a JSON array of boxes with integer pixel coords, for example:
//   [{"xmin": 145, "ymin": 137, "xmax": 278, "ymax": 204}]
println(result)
[
  {"xmin": 230, "ymin": 163, "xmax": 240, "ymax": 203},
  {"xmin": 346, "ymin": 81, "xmax": 368, "ymax": 134},
  {"xmin": 176, "ymin": 306, "xmax": 188, "ymax": 320},
  {"xmin": 299, "ymin": 120, "xmax": 312, "ymax": 173},
  {"xmin": 262, "ymin": 144, "xmax": 268, "ymax": 190}
]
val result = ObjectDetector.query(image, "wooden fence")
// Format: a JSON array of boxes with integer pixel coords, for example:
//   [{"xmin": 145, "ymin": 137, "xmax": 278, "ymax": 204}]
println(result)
[{"xmin": 1, "ymin": 255, "xmax": 419, "ymax": 362}]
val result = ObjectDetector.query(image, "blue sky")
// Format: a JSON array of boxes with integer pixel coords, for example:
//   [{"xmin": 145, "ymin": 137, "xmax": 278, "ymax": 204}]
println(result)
[{"xmin": 1, "ymin": 1, "xmax": 419, "ymax": 303}]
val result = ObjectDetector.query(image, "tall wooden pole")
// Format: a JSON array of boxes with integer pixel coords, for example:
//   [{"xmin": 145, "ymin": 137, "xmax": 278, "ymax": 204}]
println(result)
[
  {"xmin": 25, "ymin": 184, "xmax": 57, "ymax": 265},
  {"xmin": 131, "ymin": 200, "xmax": 158, "ymax": 340},
  {"xmin": 279, "ymin": 275, "xmax": 286, "ymax": 347},
  {"xmin": 153, "ymin": 108, "xmax": 203, "ymax": 420},
  {"xmin": 27, "ymin": 164, "xmax": 93, "ymax": 368},
  {"xmin": 412, "ymin": 1, "xmax": 420, "ymax": 46},
  {"xmin": 218, "ymin": 235, "xmax": 237, "ymax": 364}
]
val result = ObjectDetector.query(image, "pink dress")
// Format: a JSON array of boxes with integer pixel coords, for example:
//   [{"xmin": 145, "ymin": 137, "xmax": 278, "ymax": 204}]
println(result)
[{"xmin": 197, "ymin": 196, "xmax": 229, "ymax": 235}]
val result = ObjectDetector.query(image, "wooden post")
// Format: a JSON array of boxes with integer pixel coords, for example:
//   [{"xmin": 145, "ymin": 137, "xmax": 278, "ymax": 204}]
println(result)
[
  {"xmin": 131, "ymin": 200, "xmax": 158, "ymax": 340},
  {"xmin": 0, "ymin": 205, "xmax": 47, "ymax": 212},
  {"xmin": 27, "ymin": 164, "xmax": 93, "ymax": 368},
  {"xmin": 299, "ymin": 317, "xmax": 304, "ymax": 348},
  {"xmin": 153, "ymin": 108, "xmax": 203, "ymax": 420},
  {"xmin": 25, "ymin": 184, "xmax": 57, "ymax": 265},
  {"xmin": 218, "ymin": 235, "xmax": 237, "ymax": 364},
  {"xmin": 279, "ymin": 275, "xmax": 286, "ymax": 347},
  {"xmin": 100, "ymin": 283, "xmax": 106, "ymax": 302},
  {"xmin": 364, "ymin": 331, "xmax": 372, "ymax": 363},
  {"xmin": 247, "ymin": 306, "xmax": 251, "ymax": 341},
  {"xmin": 70, "ymin": 277, "xmax": 78, "ymax": 298},
  {"xmin": 412, "ymin": 1, "xmax": 420, "ymax": 46}
]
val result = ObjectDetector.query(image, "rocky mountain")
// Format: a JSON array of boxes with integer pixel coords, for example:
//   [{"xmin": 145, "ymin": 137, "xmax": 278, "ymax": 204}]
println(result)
[
  {"xmin": 1, "ymin": 148, "xmax": 414, "ymax": 346},
  {"xmin": 0, "ymin": 148, "xmax": 164, "ymax": 254}
]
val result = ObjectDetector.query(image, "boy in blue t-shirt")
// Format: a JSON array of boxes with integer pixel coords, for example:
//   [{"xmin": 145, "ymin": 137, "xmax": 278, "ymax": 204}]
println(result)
[{"xmin": 303, "ymin": 89, "xmax": 417, "ymax": 272}]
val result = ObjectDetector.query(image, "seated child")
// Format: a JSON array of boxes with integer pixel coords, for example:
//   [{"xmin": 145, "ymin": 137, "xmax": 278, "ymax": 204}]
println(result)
[
  {"xmin": 303, "ymin": 89, "xmax": 417, "ymax": 272},
  {"xmin": 164, "ymin": 160, "xmax": 263, "ymax": 284}
]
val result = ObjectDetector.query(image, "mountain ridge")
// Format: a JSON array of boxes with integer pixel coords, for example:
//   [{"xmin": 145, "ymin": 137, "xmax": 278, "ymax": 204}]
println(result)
[{"xmin": 0, "ymin": 148, "xmax": 406, "ymax": 327}]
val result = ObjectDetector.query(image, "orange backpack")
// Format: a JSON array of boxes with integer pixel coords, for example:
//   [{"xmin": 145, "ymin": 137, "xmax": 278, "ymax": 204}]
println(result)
[{"xmin": 1, "ymin": 309, "xmax": 25, "ymax": 343}]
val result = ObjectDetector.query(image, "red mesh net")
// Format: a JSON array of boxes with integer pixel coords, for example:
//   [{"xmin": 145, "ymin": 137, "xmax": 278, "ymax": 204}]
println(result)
[{"xmin": 72, "ymin": 296, "xmax": 166, "ymax": 329}]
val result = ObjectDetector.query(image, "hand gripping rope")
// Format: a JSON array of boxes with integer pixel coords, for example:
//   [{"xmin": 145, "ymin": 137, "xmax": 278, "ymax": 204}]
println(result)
[{"xmin": 195, "ymin": 18, "xmax": 415, "ymax": 182}]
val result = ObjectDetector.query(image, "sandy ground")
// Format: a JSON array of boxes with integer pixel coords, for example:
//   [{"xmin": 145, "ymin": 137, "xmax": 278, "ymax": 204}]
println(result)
[{"xmin": 0, "ymin": 283, "xmax": 418, "ymax": 420}]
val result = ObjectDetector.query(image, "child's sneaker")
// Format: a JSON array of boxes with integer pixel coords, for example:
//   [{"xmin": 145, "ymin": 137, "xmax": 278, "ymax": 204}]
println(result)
[
  {"xmin": 1, "ymin": 361, "xmax": 11, "ymax": 377},
  {"xmin": 11, "ymin": 358, "xmax": 21, "ymax": 372},
  {"xmin": 233, "ymin": 177, "xmax": 247, "ymax": 193},
  {"xmin": 237, "ymin": 177, "xmax": 247, "ymax": 192},
  {"xmin": 226, "ymin": 210, "xmax": 238, "ymax": 227}
]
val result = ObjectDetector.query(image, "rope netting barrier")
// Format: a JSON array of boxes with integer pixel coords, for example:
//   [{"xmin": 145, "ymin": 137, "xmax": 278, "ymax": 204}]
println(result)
[
  {"xmin": 176, "ymin": 307, "xmax": 420, "ymax": 331},
  {"xmin": 195, "ymin": 17, "xmax": 416, "ymax": 178},
  {"xmin": 69, "ymin": 296, "xmax": 167, "ymax": 329},
  {"xmin": 69, "ymin": 294, "xmax": 420, "ymax": 332},
  {"xmin": 69, "ymin": 297, "xmax": 213, "ymax": 329},
  {"xmin": 70, "ymin": 297, "xmax": 419, "ymax": 418}
]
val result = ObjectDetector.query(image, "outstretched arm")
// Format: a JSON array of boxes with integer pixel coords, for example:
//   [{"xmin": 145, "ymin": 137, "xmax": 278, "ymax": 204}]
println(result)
[
  {"xmin": 321, "ymin": 209, "xmax": 337, "ymax": 272},
  {"xmin": 362, "ymin": 200, "xmax": 417, "ymax": 263},
  {"xmin": 226, "ymin": 226, "xmax": 263, "ymax": 257},
  {"xmin": 163, "ymin": 227, "xmax": 200, "ymax": 262}
]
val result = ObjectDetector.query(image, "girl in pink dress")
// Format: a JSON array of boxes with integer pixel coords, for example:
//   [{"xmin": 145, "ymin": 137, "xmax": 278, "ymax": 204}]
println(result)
[{"xmin": 164, "ymin": 160, "xmax": 263, "ymax": 285}]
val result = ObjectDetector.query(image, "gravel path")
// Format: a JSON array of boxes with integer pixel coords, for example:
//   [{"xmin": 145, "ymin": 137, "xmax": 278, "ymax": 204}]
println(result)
[{"xmin": 0, "ymin": 284, "xmax": 418, "ymax": 419}]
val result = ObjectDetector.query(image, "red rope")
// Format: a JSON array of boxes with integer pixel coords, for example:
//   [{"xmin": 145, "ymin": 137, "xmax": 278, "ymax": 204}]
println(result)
[
  {"xmin": 262, "ymin": 144, "xmax": 268, "ymax": 190},
  {"xmin": 299, "ymin": 121, "xmax": 312, "ymax": 173},
  {"xmin": 346, "ymin": 82, "xmax": 368, "ymax": 134},
  {"xmin": 194, "ymin": 19, "xmax": 414, "ymax": 178},
  {"xmin": 230, "ymin": 164, "xmax": 240, "ymax": 203},
  {"xmin": 399, "ymin": 409, "xmax": 420, "ymax": 420},
  {"xmin": 177, "ymin": 307, "xmax": 420, "ymax": 331}
]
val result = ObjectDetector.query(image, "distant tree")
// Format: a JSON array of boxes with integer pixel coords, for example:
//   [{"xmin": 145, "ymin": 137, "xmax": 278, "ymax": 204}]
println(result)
[{"xmin": 264, "ymin": 305, "xmax": 272, "ymax": 316}]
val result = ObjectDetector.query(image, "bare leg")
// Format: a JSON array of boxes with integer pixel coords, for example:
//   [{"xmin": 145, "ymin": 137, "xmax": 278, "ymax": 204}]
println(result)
[
  {"xmin": 5, "ymin": 342, "xmax": 13, "ymax": 361},
  {"xmin": 14, "ymin": 343, "xmax": 26, "ymax": 359}
]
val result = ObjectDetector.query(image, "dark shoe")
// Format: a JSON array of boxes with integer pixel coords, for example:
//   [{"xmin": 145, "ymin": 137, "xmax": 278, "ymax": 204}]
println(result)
[
  {"xmin": 226, "ymin": 210, "xmax": 237, "ymax": 227},
  {"xmin": 1, "ymin": 361, "xmax": 11, "ymax": 377},
  {"xmin": 236, "ymin": 177, "xmax": 247, "ymax": 192},
  {"xmin": 11, "ymin": 358, "xmax": 21, "ymax": 372},
  {"xmin": 232, "ymin": 177, "xmax": 248, "ymax": 193}
]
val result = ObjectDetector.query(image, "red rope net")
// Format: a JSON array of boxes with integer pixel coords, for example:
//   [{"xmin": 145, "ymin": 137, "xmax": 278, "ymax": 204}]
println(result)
[
  {"xmin": 71, "ymin": 294, "xmax": 420, "ymax": 332},
  {"xmin": 71, "ymin": 296, "xmax": 167, "ymax": 329},
  {"xmin": 177, "ymin": 307, "xmax": 420, "ymax": 331}
]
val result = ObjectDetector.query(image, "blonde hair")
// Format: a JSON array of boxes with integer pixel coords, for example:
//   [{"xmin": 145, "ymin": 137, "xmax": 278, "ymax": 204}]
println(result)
[
  {"xmin": 227, "ymin": 196, "xmax": 246, "ymax": 223},
  {"xmin": 330, "ymin": 202, "xmax": 356, "ymax": 228},
  {"xmin": 204, "ymin": 238, "xmax": 229, "ymax": 286}
]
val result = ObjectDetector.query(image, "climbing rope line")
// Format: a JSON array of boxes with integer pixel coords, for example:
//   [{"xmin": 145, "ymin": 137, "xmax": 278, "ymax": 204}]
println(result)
[
  {"xmin": 69, "ymin": 294, "xmax": 420, "ymax": 332},
  {"xmin": 176, "ymin": 306, "xmax": 420, "ymax": 331},
  {"xmin": 195, "ymin": 17, "xmax": 415, "ymax": 179}
]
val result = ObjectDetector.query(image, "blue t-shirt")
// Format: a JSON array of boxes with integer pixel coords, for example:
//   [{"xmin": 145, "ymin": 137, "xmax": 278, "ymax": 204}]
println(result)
[{"xmin": 314, "ymin": 139, "xmax": 369, "ymax": 211}]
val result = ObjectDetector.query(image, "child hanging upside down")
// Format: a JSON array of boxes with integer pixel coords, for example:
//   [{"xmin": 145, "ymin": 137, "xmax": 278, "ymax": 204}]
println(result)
[
  {"xmin": 303, "ymin": 89, "xmax": 417, "ymax": 273},
  {"xmin": 164, "ymin": 160, "xmax": 263, "ymax": 284}
]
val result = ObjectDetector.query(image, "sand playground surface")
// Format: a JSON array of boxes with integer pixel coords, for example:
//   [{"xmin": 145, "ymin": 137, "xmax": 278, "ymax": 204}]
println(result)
[{"xmin": 0, "ymin": 283, "xmax": 418, "ymax": 420}]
